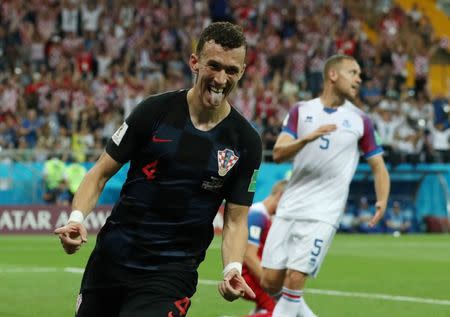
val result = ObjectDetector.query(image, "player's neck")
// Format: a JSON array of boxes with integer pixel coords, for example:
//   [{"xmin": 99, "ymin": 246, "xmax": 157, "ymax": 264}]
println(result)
[
  {"xmin": 187, "ymin": 88, "xmax": 231, "ymax": 131},
  {"xmin": 320, "ymin": 89, "xmax": 345, "ymax": 108}
]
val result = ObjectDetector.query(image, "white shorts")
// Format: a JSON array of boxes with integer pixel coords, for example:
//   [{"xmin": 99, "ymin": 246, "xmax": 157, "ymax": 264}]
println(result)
[{"xmin": 261, "ymin": 217, "xmax": 336, "ymax": 278}]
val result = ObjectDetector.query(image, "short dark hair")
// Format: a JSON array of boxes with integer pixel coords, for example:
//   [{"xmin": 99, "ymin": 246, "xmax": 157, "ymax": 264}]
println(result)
[
  {"xmin": 196, "ymin": 22, "xmax": 246, "ymax": 55},
  {"xmin": 322, "ymin": 54, "xmax": 356, "ymax": 80}
]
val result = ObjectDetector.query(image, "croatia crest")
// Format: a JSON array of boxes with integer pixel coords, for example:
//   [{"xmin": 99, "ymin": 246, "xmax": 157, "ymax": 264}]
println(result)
[{"xmin": 217, "ymin": 149, "xmax": 239, "ymax": 176}]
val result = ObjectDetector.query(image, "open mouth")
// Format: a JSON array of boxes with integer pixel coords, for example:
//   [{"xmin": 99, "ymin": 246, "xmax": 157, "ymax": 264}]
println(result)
[
  {"xmin": 209, "ymin": 86, "xmax": 224, "ymax": 94},
  {"xmin": 208, "ymin": 85, "xmax": 225, "ymax": 105}
]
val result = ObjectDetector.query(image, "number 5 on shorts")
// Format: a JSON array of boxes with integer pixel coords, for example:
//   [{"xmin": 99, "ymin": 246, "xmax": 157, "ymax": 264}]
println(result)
[{"xmin": 311, "ymin": 239, "xmax": 324, "ymax": 256}]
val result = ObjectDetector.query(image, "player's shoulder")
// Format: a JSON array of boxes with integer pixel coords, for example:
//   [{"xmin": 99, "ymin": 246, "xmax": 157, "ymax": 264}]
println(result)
[
  {"xmin": 341, "ymin": 100, "xmax": 370, "ymax": 121},
  {"xmin": 292, "ymin": 98, "xmax": 317, "ymax": 109},
  {"xmin": 229, "ymin": 107, "xmax": 262, "ymax": 144},
  {"xmin": 138, "ymin": 89, "xmax": 188, "ymax": 113},
  {"xmin": 342, "ymin": 100, "xmax": 365, "ymax": 116},
  {"xmin": 293, "ymin": 98, "xmax": 321, "ymax": 113}
]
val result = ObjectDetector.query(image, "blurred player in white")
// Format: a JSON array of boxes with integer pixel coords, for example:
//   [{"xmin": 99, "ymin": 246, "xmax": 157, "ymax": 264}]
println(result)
[{"xmin": 260, "ymin": 55, "xmax": 390, "ymax": 317}]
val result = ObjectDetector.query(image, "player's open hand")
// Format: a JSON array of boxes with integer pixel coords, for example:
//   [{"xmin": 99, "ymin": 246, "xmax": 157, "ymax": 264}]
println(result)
[
  {"xmin": 304, "ymin": 124, "xmax": 337, "ymax": 143},
  {"xmin": 369, "ymin": 201, "xmax": 387, "ymax": 228},
  {"xmin": 218, "ymin": 270, "xmax": 255, "ymax": 302},
  {"xmin": 54, "ymin": 222, "xmax": 88, "ymax": 254}
]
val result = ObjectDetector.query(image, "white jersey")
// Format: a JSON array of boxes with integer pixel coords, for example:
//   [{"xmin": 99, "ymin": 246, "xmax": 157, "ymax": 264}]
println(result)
[{"xmin": 277, "ymin": 98, "xmax": 383, "ymax": 227}]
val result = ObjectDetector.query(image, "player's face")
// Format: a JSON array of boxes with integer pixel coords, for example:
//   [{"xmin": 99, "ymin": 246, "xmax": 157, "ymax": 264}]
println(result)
[
  {"xmin": 190, "ymin": 40, "xmax": 246, "ymax": 109},
  {"xmin": 335, "ymin": 59, "xmax": 362, "ymax": 100}
]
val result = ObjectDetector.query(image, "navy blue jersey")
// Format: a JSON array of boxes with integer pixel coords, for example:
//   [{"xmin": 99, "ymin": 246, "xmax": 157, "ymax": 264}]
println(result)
[{"xmin": 98, "ymin": 89, "xmax": 262, "ymax": 271}]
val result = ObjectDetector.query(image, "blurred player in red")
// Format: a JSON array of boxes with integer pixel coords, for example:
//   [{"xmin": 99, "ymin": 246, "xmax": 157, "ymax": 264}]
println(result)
[{"xmin": 241, "ymin": 180, "xmax": 287, "ymax": 317}]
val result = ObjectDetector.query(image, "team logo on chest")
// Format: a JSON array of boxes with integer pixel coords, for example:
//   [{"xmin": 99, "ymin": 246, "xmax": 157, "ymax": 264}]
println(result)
[
  {"xmin": 217, "ymin": 149, "xmax": 239, "ymax": 176},
  {"xmin": 342, "ymin": 119, "xmax": 351, "ymax": 128}
]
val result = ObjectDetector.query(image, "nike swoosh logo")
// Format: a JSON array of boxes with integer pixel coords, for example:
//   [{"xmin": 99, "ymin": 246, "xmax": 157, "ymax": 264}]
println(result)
[{"xmin": 152, "ymin": 135, "xmax": 172, "ymax": 143}]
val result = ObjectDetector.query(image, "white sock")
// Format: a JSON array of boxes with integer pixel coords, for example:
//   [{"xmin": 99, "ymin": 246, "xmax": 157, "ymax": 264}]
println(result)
[
  {"xmin": 297, "ymin": 297, "xmax": 317, "ymax": 317},
  {"xmin": 272, "ymin": 287, "xmax": 303, "ymax": 317}
]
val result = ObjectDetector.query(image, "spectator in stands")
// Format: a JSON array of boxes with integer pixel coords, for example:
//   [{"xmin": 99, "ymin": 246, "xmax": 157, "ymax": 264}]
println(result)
[
  {"xmin": 359, "ymin": 77, "xmax": 383, "ymax": 108},
  {"xmin": 42, "ymin": 156, "xmax": 66, "ymax": 203},
  {"xmin": 407, "ymin": 3, "xmax": 422, "ymax": 27},
  {"xmin": 19, "ymin": 108, "xmax": 42, "ymax": 148},
  {"xmin": 393, "ymin": 117, "xmax": 424, "ymax": 164},
  {"xmin": 411, "ymin": 41, "xmax": 439, "ymax": 95},
  {"xmin": 427, "ymin": 121, "xmax": 450, "ymax": 163},
  {"xmin": 372, "ymin": 103, "xmax": 402, "ymax": 164},
  {"xmin": 391, "ymin": 44, "xmax": 408, "ymax": 92},
  {"xmin": 0, "ymin": 25, "xmax": 7, "ymax": 71},
  {"xmin": 0, "ymin": 0, "xmax": 445, "ymax": 169},
  {"xmin": 339, "ymin": 203, "xmax": 357, "ymax": 233},
  {"xmin": 357, "ymin": 197, "xmax": 382, "ymax": 233},
  {"xmin": 385, "ymin": 200, "xmax": 412, "ymax": 233},
  {"xmin": 55, "ymin": 179, "xmax": 72, "ymax": 206},
  {"xmin": 406, "ymin": 91, "xmax": 434, "ymax": 124},
  {"xmin": 64, "ymin": 156, "xmax": 87, "ymax": 200},
  {"xmin": 262, "ymin": 116, "xmax": 281, "ymax": 162}
]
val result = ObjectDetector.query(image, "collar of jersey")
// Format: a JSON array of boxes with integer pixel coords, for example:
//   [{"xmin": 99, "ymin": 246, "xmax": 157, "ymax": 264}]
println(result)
[{"xmin": 323, "ymin": 107, "xmax": 338, "ymax": 114}]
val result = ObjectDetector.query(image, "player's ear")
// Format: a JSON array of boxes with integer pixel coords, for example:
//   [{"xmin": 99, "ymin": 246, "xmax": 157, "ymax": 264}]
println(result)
[
  {"xmin": 329, "ymin": 68, "xmax": 338, "ymax": 82},
  {"xmin": 189, "ymin": 54, "xmax": 199, "ymax": 74}
]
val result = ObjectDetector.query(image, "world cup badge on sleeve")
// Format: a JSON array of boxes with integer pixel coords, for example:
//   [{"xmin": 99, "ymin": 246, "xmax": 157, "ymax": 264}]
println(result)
[{"xmin": 217, "ymin": 149, "xmax": 239, "ymax": 176}]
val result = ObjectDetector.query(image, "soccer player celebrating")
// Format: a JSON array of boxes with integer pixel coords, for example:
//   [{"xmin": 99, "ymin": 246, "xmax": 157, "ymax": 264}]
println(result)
[
  {"xmin": 260, "ymin": 55, "xmax": 390, "ymax": 317},
  {"xmin": 54, "ymin": 22, "xmax": 262, "ymax": 317}
]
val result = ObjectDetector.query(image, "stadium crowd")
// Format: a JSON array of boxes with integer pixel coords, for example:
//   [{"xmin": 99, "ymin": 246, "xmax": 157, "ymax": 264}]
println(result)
[{"xmin": 0, "ymin": 0, "xmax": 449, "ymax": 164}]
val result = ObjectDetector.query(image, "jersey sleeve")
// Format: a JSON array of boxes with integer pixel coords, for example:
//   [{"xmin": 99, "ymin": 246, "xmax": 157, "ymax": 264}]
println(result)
[
  {"xmin": 225, "ymin": 130, "xmax": 262, "ymax": 206},
  {"xmin": 359, "ymin": 115, "xmax": 384, "ymax": 160},
  {"xmin": 106, "ymin": 98, "xmax": 156, "ymax": 164},
  {"xmin": 281, "ymin": 103, "xmax": 300, "ymax": 138},
  {"xmin": 247, "ymin": 211, "xmax": 267, "ymax": 246}
]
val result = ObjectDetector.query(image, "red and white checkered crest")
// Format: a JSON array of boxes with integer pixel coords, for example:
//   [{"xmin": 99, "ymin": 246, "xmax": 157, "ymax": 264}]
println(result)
[{"xmin": 217, "ymin": 149, "xmax": 239, "ymax": 176}]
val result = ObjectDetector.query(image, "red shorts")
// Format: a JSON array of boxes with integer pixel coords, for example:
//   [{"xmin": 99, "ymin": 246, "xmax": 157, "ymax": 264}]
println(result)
[{"xmin": 242, "ymin": 271, "xmax": 276, "ymax": 312}]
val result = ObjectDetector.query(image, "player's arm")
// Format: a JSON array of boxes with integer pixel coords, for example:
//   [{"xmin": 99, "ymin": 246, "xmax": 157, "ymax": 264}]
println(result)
[
  {"xmin": 219, "ymin": 126, "xmax": 261, "ymax": 301},
  {"xmin": 244, "ymin": 243, "xmax": 262, "ymax": 281},
  {"xmin": 272, "ymin": 125, "xmax": 337, "ymax": 163},
  {"xmin": 222, "ymin": 202, "xmax": 249, "ymax": 270},
  {"xmin": 71, "ymin": 152, "xmax": 122, "ymax": 218},
  {"xmin": 54, "ymin": 152, "xmax": 122, "ymax": 254},
  {"xmin": 218, "ymin": 202, "xmax": 256, "ymax": 302},
  {"xmin": 367, "ymin": 155, "xmax": 390, "ymax": 228}
]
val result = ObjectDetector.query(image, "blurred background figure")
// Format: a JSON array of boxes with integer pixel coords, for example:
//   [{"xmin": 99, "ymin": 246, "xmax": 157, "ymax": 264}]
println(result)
[
  {"xmin": 357, "ymin": 197, "xmax": 382, "ymax": 233},
  {"xmin": 385, "ymin": 200, "xmax": 413, "ymax": 234},
  {"xmin": 42, "ymin": 155, "xmax": 65, "ymax": 203},
  {"xmin": 64, "ymin": 155, "xmax": 87, "ymax": 201},
  {"xmin": 339, "ymin": 202, "xmax": 358, "ymax": 233}
]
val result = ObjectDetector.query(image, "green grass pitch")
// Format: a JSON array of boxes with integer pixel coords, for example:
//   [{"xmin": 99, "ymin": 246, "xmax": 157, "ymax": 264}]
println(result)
[{"xmin": 1, "ymin": 234, "xmax": 450, "ymax": 317}]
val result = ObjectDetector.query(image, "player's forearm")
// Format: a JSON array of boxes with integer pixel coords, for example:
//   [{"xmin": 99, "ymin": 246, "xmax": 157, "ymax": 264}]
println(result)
[
  {"xmin": 373, "ymin": 163, "xmax": 390, "ymax": 205},
  {"xmin": 71, "ymin": 169, "xmax": 109, "ymax": 218},
  {"xmin": 221, "ymin": 217, "xmax": 248, "ymax": 268},
  {"xmin": 272, "ymin": 138, "xmax": 308, "ymax": 163}
]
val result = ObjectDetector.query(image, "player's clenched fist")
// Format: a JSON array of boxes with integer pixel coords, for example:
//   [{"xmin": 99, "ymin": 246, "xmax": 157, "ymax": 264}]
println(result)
[
  {"xmin": 218, "ymin": 270, "xmax": 255, "ymax": 302},
  {"xmin": 54, "ymin": 222, "xmax": 88, "ymax": 254}
]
